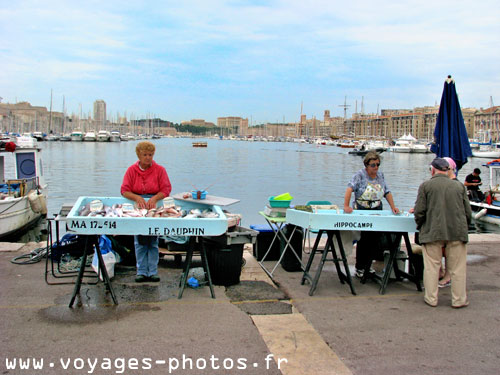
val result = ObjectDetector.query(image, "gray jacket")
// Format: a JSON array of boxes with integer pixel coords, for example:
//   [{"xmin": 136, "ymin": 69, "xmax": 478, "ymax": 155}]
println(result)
[{"xmin": 414, "ymin": 174, "xmax": 472, "ymax": 244}]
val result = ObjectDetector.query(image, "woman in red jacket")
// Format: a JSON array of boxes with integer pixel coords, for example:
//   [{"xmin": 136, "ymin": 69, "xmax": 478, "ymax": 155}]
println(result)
[{"xmin": 121, "ymin": 141, "xmax": 172, "ymax": 282}]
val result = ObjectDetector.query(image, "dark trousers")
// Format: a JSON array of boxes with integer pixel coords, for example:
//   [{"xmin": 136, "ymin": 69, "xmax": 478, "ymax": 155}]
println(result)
[
  {"xmin": 468, "ymin": 189, "xmax": 484, "ymax": 202},
  {"xmin": 354, "ymin": 205, "xmax": 383, "ymax": 271}
]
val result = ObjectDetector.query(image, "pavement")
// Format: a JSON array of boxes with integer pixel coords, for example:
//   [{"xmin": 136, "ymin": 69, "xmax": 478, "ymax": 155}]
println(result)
[{"xmin": 0, "ymin": 233, "xmax": 499, "ymax": 375}]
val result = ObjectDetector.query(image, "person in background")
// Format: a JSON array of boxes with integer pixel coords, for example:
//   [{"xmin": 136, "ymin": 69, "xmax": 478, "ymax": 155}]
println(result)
[
  {"xmin": 121, "ymin": 141, "xmax": 172, "ymax": 282},
  {"xmin": 343, "ymin": 151, "xmax": 400, "ymax": 278},
  {"xmin": 414, "ymin": 158, "xmax": 471, "ymax": 308},
  {"xmin": 438, "ymin": 157, "xmax": 462, "ymax": 288},
  {"xmin": 464, "ymin": 168, "xmax": 484, "ymax": 202}
]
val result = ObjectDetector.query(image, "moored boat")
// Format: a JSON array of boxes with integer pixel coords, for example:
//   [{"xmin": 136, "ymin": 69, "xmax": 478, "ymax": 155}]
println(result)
[
  {"xmin": 470, "ymin": 160, "xmax": 500, "ymax": 226},
  {"xmin": 96, "ymin": 130, "xmax": 111, "ymax": 142},
  {"xmin": 472, "ymin": 144, "xmax": 500, "ymax": 158},
  {"xmin": 84, "ymin": 131, "xmax": 97, "ymax": 142},
  {"xmin": 70, "ymin": 130, "xmax": 84, "ymax": 142},
  {"xmin": 110, "ymin": 130, "xmax": 121, "ymax": 142},
  {"xmin": 0, "ymin": 141, "xmax": 48, "ymax": 239}
]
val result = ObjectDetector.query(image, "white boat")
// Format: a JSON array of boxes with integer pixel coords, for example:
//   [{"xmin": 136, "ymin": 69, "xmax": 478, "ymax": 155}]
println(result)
[
  {"xmin": 470, "ymin": 160, "xmax": 500, "ymax": 225},
  {"xmin": 70, "ymin": 130, "xmax": 84, "ymax": 142},
  {"xmin": 390, "ymin": 135, "xmax": 413, "ymax": 152},
  {"xmin": 59, "ymin": 134, "xmax": 72, "ymax": 142},
  {"xmin": 472, "ymin": 144, "xmax": 500, "ymax": 158},
  {"xmin": 120, "ymin": 133, "xmax": 128, "ymax": 141},
  {"xmin": 83, "ymin": 131, "xmax": 97, "ymax": 142},
  {"xmin": 32, "ymin": 131, "xmax": 45, "ymax": 141},
  {"xmin": 46, "ymin": 134, "xmax": 60, "ymax": 141},
  {"xmin": 109, "ymin": 131, "xmax": 121, "ymax": 142},
  {"xmin": 96, "ymin": 130, "xmax": 111, "ymax": 142},
  {"xmin": 0, "ymin": 142, "xmax": 48, "ymax": 239},
  {"xmin": 411, "ymin": 142, "xmax": 431, "ymax": 153}
]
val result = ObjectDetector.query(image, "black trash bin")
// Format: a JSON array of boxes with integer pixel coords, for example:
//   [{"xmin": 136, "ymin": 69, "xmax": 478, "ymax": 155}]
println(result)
[
  {"xmin": 250, "ymin": 224, "xmax": 281, "ymax": 261},
  {"xmin": 280, "ymin": 224, "xmax": 303, "ymax": 272},
  {"xmin": 204, "ymin": 226, "xmax": 258, "ymax": 286}
]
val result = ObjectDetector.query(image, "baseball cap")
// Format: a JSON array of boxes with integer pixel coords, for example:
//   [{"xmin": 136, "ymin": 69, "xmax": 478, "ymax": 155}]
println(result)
[{"xmin": 431, "ymin": 158, "xmax": 450, "ymax": 171}]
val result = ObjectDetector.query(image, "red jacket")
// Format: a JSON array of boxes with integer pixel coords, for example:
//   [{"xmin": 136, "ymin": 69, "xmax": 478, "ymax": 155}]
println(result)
[{"xmin": 121, "ymin": 161, "xmax": 172, "ymax": 197}]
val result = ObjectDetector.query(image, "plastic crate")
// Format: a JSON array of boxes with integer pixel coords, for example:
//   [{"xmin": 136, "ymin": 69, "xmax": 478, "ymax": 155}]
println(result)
[
  {"xmin": 206, "ymin": 226, "xmax": 258, "ymax": 246},
  {"xmin": 268, "ymin": 196, "xmax": 292, "ymax": 208}
]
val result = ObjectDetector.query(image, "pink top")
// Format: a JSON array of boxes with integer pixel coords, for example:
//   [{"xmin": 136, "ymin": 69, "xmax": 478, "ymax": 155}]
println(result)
[{"xmin": 121, "ymin": 161, "xmax": 172, "ymax": 197}]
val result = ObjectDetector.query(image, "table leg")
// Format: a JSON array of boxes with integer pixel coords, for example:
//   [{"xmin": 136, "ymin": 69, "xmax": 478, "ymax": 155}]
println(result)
[
  {"xmin": 68, "ymin": 236, "xmax": 90, "ymax": 307},
  {"xmin": 308, "ymin": 236, "xmax": 332, "ymax": 296},
  {"xmin": 69, "ymin": 236, "xmax": 118, "ymax": 307},
  {"xmin": 178, "ymin": 239, "xmax": 194, "ymax": 299},
  {"xmin": 199, "ymin": 238, "xmax": 215, "ymax": 299},
  {"xmin": 301, "ymin": 230, "xmax": 323, "ymax": 285},
  {"xmin": 330, "ymin": 231, "xmax": 356, "ymax": 295}
]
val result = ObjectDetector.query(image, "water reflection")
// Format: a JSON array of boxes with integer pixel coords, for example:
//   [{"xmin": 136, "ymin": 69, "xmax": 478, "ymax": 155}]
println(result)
[{"xmin": 13, "ymin": 138, "xmax": 499, "ymax": 242}]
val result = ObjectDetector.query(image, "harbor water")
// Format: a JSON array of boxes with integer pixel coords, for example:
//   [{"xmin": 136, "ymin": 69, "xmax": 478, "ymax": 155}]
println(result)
[{"xmin": 16, "ymin": 137, "xmax": 500, "ymax": 241}]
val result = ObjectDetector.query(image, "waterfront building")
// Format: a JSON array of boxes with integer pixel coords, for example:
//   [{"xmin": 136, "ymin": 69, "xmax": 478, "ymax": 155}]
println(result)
[
  {"xmin": 217, "ymin": 116, "xmax": 249, "ymax": 136},
  {"xmin": 93, "ymin": 100, "xmax": 106, "ymax": 130},
  {"xmin": 0, "ymin": 101, "xmax": 64, "ymax": 135},
  {"xmin": 181, "ymin": 119, "xmax": 216, "ymax": 127},
  {"xmin": 474, "ymin": 106, "xmax": 500, "ymax": 141}
]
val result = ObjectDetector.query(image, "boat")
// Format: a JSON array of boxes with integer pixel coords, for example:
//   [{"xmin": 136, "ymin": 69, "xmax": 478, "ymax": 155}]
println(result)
[
  {"xmin": 96, "ymin": 130, "xmax": 111, "ymax": 142},
  {"xmin": 348, "ymin": 147, "xmax": 386, "ymax": 156},
  {"xmin": 32, "ymin": 131, "xmax": 45, "ymax": 141},
  {"xmin": 46, "ymin": 134, "xmax": 60, "ymax": 141},
  {"xmin": 70, "ymin": 130, "xmax": 84, "ymax": 142},
  {"xmin": 83, "ymin": 131, "xmax": 97, "ymax": 142},
  {"xmin": 469, "ymin": 160, "xmax": 500, "ymax": 225},
  {"xmin": 472, "ymin": 143, "xmax": 500, "ymax": 158},
  {"xmin": 59, "ymin": 134, "xmax": 72, "ymax": 141},
  {"xmin": 109, "ymin": 130, "xmax": 121, "ymax": 142},
  {"xmin": 192, "ymin": 141, "xmax": 208, "ymax": 147},
  {"xmin": 390, "ymin": 134, "xmax": 414, "ymax": 152},
  {"xmin": 0, "ymin": 140, "xmax": 48, "ymax": 239}
]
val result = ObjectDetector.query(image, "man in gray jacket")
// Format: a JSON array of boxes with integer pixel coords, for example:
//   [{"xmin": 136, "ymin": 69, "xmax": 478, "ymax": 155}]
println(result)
[{"xmin": 414, "ymin": 158, "xmax": 472, "ymax": 308}]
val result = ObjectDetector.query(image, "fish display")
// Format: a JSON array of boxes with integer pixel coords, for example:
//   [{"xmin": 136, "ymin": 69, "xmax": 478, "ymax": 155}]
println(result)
[{"xmin": 77, "ymin": 200, "xmax": 219, "ymax": 219}]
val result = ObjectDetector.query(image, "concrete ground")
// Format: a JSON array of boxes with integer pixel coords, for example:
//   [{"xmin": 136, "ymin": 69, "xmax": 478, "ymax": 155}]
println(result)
[{"xmin": 0, "ymin": 233, "xmax": 499, "ymax": 375}]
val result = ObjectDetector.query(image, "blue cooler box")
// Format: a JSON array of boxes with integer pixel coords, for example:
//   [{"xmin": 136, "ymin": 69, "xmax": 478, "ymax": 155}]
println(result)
[{"xmin": 250, "ymin": 224, "xmax": 281, "ymax": 261}]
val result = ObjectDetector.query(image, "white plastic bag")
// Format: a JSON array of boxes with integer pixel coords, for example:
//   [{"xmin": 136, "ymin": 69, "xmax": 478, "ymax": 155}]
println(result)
[{"xmin": 92, "ymin": 249, "xmax": 117, "ymax": 281}]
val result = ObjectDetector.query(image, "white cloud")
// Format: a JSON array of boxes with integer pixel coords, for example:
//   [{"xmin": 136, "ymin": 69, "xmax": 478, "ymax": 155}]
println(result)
[{"xmin": 1, "ymin": 0, "xmax": 499, "ymax": 122}]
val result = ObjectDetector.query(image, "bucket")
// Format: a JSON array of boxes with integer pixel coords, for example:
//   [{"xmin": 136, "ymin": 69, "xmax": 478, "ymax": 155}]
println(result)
[{"xmin": 28, "ymin": 190, "xmax": 48, "ymax": 214}]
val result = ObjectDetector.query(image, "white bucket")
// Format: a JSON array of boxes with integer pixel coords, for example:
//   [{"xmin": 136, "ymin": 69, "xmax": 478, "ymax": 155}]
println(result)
[{"xmin": 28, "ymin": 190, "xmax": 48, "ymax": 214}]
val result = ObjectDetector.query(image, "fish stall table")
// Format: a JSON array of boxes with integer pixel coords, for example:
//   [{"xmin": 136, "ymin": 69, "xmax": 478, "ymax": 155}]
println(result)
[
  {"xmin": 66, "ymin": 196, "xmax": 229, "ymax": 306},
  {"xmin": 285, "ymin": 208, "xmax": 422, "ymax": 296}
]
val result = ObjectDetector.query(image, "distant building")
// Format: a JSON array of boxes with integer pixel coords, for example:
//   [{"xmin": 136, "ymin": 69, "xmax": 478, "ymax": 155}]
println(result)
[
  {"xmin": 93, "ymin": 100, "xmax": 106, "ymax": 129},
  {"xmin": 181, "ymin": 119, "xmax": 215, "ymax": 127},
  {"xmin": 474, "ymin": 106, "xmax": 500, "ymax": 141},
  {"xmin": 0, "ymin": 101, "xmax": 64, "ymax": 134},
  {"xmin": 217, "ymin": 116, "xmax": 249, "ymax": 135}
]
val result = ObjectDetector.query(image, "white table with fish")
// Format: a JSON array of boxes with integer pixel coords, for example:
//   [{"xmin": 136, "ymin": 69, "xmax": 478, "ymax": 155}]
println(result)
[
  {"xmin": 285, "ymin": 207, "xmax": 422, "ymax": 296},
  {"xmin": 65, "ymin": 196, "xmax": 230, "ymax": 306}
]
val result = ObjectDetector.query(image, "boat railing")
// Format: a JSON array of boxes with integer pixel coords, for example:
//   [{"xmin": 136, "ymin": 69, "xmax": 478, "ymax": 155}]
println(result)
[{"xmin": 1, "ymin": 177, "xmax": 38, "ymax": 198}]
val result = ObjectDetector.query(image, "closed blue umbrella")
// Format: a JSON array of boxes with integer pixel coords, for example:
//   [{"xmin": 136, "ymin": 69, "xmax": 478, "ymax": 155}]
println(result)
[{"xmin": 430, "ymin": 75, "xmax": 472, "ymax": 171}]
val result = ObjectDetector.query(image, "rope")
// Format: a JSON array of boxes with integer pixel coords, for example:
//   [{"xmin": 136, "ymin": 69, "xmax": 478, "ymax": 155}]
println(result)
[{"xmin": 10, "ymin": 246, "xmax": 47, "ymax": 265}]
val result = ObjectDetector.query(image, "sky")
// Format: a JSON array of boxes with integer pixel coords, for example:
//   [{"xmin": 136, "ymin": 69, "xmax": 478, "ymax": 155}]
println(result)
[{"xmin": 1, "ymin": 0, "xmax": 499, "ymax": 125}]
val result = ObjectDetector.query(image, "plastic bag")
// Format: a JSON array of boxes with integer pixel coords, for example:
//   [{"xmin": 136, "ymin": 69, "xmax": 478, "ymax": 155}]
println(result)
[{"xmin": 92, "ymin": 235, "xmax": 118, "ymax": 280}]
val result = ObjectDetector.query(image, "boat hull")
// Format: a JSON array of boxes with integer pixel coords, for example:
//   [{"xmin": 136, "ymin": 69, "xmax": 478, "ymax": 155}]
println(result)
[
  {"xmin": 0, "ymin": 196, "xmax": 45, "ymax": 238},
  {"xmin": 470, "ymin": 201, "xmax": 500, "ymax": 226},
  {"xmin": 472, "ymin": 151, "xmax": 500, "ymax": 158}
]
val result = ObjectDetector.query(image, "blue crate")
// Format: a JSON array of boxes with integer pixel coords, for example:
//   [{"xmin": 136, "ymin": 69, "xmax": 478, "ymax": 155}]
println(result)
[
  {"xmin": 191, "ymin": 190, "xmax": 207, "ymax": 199},
  {"xmin": 269, "ymin": 196, "xmax": 292, "ymax": 208}
]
